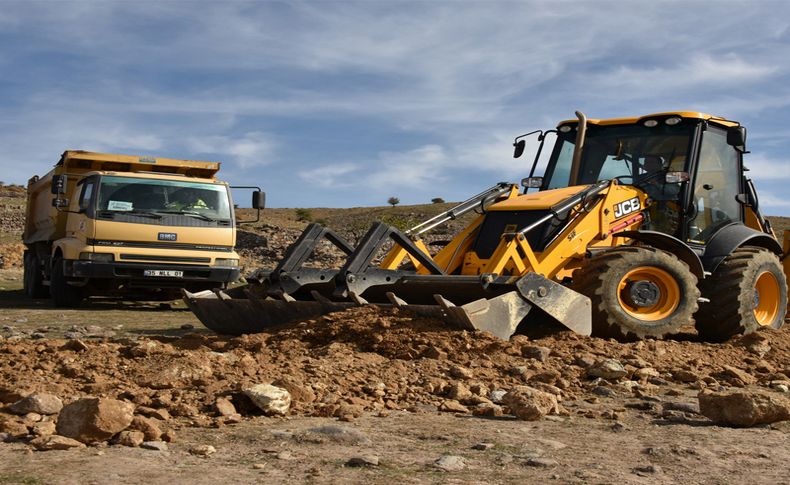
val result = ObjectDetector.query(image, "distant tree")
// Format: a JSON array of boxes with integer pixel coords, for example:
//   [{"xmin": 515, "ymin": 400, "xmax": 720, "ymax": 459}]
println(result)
[
  {"xmin": 431, "ymin": 197, "xmax": 445, "ymax": 204},
  {"xmin": 387, "ymin": 197, "xmax": 400, "ymax": 207}
]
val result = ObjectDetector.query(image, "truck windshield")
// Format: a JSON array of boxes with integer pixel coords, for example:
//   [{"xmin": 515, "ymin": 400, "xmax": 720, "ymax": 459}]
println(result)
[
  {"xmin": 543, "ymin": 122, "xmax": 695, "ymax": 190},
  {"xmin": 97, "ymin": 176, "xmax": 232, "ymax": 221}
]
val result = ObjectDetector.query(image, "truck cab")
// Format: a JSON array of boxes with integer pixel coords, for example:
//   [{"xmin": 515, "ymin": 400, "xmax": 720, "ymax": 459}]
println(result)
[{"xmin": 23, "ymin": 151, "xmax": 263, "ymax": 306}]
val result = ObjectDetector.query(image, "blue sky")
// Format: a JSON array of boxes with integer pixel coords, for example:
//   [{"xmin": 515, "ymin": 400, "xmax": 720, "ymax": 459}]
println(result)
[{"xmin": 1, "ymin": 1, "xmax": 789, "ymax": 213}]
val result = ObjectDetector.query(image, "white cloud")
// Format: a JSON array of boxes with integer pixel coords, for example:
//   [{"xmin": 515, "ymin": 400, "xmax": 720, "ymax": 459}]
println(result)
[
  {"xmin": 742, "ymin": 154, "xmax": 790, "ymax": 181},
  {"xmin": 758, "ymin": 192, "xmax": 790, "ymax": 214},
  {"xmin": 364, "ymin": 145, "xmax": 449, "ymax": 190},
  {"xmin": 298, "ymin": 163, "xmax": 359, "ymax": 188},
  {"xmin": 187, "ymin": 132, "xmax": 276, "ymax": 169}
]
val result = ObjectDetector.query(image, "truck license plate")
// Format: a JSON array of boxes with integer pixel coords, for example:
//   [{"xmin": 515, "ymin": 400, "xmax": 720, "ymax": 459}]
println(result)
[{"xmin": 143, "ymin": 270, "xmax": 183, "ymax": 278}]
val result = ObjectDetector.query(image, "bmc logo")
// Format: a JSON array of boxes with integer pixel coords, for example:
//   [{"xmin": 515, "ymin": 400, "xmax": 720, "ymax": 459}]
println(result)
[
  {"xmin": 613, "ymin": 197, "xmax": 641, "ymax": 219},
  {"xmin": 158, "ymin": 232, "xmax": 177, "ymax": 241}
]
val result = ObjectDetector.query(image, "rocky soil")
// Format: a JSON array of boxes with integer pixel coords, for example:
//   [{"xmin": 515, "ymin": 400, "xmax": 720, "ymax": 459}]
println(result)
[{"xmin": 1, "ymin": 184, "xmax": 790, "ymax": 483}]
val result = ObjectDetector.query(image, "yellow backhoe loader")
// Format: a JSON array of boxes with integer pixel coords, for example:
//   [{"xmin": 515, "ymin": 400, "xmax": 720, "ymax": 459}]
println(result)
[{"xmin": 185, "ymin": 111, "xmax": 789, "ymax": 341}]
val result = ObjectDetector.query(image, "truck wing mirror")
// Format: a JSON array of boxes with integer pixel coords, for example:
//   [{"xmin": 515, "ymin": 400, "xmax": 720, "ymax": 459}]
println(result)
[
  {"xmin": 51, "ymin": 175, "xmax": 67, "ymax": 195},
  {"xmin": 252, "ymin": 191, "xmax": 266, "ymax": 210}
]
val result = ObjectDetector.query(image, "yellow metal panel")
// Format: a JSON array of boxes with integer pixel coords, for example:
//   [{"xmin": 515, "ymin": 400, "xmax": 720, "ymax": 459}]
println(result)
[
  {"xmin": 60, "ymin": 150, "xmax": 221, "ymax": 179},
  {"xmin": 93, "ymin": 221, "xmax": 235, "ymax": 249},
  {"xmin": 487, "ymin": 186, "xmax": 586, "ymax": 211}
]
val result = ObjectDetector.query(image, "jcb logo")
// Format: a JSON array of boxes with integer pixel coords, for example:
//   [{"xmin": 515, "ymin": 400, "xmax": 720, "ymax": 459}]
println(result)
[{"xmin": 613, "ymin": 197, "xmax": 641, "ymax": 219}]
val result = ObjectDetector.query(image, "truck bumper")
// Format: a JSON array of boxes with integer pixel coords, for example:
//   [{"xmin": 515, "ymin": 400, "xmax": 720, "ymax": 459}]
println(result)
[{"xmin": 67, "ymin": 260, "xmax": 240, "ymax": 284}]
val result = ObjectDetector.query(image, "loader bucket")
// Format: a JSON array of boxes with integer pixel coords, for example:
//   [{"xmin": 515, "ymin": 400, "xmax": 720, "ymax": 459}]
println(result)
[
  {"xmin": 182, "ymin": 271, "xmax": 591, "ymax": 339},
  {"xmin": 185, "ymin": 218, "xmax": 591, "ymax": 339}
]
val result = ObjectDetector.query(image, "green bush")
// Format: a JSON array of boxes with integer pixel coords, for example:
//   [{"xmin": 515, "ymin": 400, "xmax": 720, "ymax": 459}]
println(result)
[{"xmin": 295, "ymin": 208, "xmax": 313, "ymax": 222}]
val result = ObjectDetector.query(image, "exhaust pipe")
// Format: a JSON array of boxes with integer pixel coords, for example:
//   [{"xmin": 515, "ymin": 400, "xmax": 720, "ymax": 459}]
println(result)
[{"xmin": 569, "ymin": 110, "xmax": 587, "ymax": 185}]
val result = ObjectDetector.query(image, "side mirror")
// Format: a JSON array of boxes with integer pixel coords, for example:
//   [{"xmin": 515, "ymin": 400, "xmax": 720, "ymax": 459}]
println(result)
[
  {"xmin": 52, "ymin": 198, "xmax": 69, "ymax": 208},
  {"xmin": 252, "ymin": 191, "xmax": 266, "ymax": 209},
  {"xmin": 513, "ymin": 139, "xmax": 526, "ymax": 159},
  {"xmin": 51, "ymin": 175, "xmax": 67, "ymax": 195},
  {"xmin": 727, "ymin": 126, "xmax": 747, "ymax": 148}
]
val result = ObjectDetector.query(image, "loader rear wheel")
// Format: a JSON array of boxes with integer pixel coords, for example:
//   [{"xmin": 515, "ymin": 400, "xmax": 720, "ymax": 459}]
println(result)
[
  {"xmin": 695, "ymin": 247, "xmax": 787, "ymax": 342},
  {"xmin": 572, "ymin": 247, "xmax": 699, "ymax": 340}
]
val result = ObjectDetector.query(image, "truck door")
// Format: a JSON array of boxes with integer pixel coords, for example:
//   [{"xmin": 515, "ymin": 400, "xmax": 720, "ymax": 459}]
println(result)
[{"xmin": 67, "ymin": 177, "xmax": 97, "ymax": 243}]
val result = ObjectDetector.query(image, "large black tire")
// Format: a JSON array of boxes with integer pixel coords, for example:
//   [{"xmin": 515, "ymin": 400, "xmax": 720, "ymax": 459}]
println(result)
[
  {"xmin": 572, "ymin": 247, "xmax": 699, "ymax": 340},
  {"xmin": 695, "ymin": 247, "xmax": 787, "ymax": 342},
  {"xmin": 23, "ymin": 251, "xmax": 48, "ymax": 298},
  {"xmin": 50, "ymin": 257, "xmax": 84, "ymax": 308}
]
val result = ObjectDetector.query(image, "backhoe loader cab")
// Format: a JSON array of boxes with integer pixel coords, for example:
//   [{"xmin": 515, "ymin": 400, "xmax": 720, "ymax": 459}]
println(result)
[
  {"xmin": 185, "ymin": 111, "xmax": 788, "ymax": 343},
  {"xmin": 529, "ymin": 113, "xmax": 756, "ymax": 246}
]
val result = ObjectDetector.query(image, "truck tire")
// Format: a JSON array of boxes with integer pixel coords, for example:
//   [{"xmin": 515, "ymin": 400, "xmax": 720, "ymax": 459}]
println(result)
[
  {"xmin": 572, "ymin": 247, "xmax": 699, "ymax": 340},
  {"xmin": 50, "ymin": 257, "xmax": 84, "ymax": 308},
  {"xmin": 695, "ymin": 247, "xmax": 787, "ymax": 342},
  {"xmin": 23, "ymin": 251, "xmax": 48, "ymax": 298}
]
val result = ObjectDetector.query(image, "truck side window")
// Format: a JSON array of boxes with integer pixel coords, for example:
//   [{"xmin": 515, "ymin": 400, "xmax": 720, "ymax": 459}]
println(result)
[
  {"xmin": 686, "ymin": 127, "xmax": 741, "ymax": 242},
  {"xmin": 79, "ymin": 181, "xmax": 95, "ymax": 212}
]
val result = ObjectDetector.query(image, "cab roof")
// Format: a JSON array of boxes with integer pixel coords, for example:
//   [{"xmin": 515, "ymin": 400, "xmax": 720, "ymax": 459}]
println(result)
[{"xmin": 557, "ymin": 111, "xmax": 739, "ymax": 129}]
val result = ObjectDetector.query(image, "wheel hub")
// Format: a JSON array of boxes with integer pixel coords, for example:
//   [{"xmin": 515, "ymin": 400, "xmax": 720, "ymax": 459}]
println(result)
[{"xmin": 627, "ymin": 280, "xmax": 661, "ymax": 308}]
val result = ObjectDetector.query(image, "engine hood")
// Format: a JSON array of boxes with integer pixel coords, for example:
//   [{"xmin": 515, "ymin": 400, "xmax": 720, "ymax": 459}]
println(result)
[{"xmin": 488, "ymin": 185, "xmax": 588, "ymax": 211}]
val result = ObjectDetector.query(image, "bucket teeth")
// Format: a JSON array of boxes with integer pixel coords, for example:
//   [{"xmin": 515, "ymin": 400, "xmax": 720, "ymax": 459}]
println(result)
[{"xmin": 386, "ymin": 292, "xmax": 408, "ymax": 307}]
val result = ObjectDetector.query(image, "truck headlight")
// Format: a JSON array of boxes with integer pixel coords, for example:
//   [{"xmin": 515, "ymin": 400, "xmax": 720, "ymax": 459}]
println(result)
[
  {"xmin": 214, "ymin": 258, "xmax": 239, "ymax": 267},
  {"xmin": 79, "ymin": 252, "xmax": 114, "ymax": 262}
]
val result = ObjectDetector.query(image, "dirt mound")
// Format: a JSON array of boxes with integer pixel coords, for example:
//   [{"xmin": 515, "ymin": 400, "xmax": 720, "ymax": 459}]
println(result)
[{"xmin": 2, "ymin": 306, "xmax": 789, "ymax": 427}]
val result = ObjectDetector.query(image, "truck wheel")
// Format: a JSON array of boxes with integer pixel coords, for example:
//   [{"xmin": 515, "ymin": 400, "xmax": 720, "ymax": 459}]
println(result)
[
  {"xmin": 572, "ymin": 247, "xmax": 699, "ymax": 340},
  {"xmin": 50, "ymin": 257, "xmax": 84, "ymax": 308},
  {"xmin": 23, "ymin": 252, "xmax": 48, "ymax": 298},
  {"xmin": 695, "ymin": 247, "xmax": 787, "ymax": 342}
]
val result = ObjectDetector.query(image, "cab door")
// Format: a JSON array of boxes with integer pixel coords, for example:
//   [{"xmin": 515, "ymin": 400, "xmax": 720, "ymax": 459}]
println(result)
[
  {"xmin": 66, "ymin": 176, "xmax": 98, "ymax": 244},
  {"xmin": 686, "ymin": 126, "xmax": 743, "ymax": 243}
]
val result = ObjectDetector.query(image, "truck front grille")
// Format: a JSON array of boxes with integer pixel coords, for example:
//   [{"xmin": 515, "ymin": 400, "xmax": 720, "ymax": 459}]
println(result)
[{"xmin": 119, "ymin": 254, "xmax": 211, "ymax": 263}]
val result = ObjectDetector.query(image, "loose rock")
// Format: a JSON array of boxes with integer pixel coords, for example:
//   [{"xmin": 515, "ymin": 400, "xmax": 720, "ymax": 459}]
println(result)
[
  {"xmin": 190, "ymin": 444, "xmax": 217, "ymax": 456},
  {"xmin": 346, "ymin": 455, "xmax": 379, "ymax": 467},
  {"xmin": 699, "ymin": 388, "xmax": 790, "ymax": 427},
  {"xmin": 434, "ymin": 455, "xmax": 466, "ymax": 472},
  {"xmin": 141, "ymin": 440, "xmax": 169, "ymax": 451},
  {"xmin": 56, "ymin": 397, "xmax": 135, "ymax": 444},
  {"xmin": 243, "ymin": 384, "xmax": 291, "ymax": 416},
  {"xmin": 8, "ymin": 393, "xmax": 63, "ymax": 415},
  {"xmin": 30, "ymin": 435, "xmax": 86, "ymax": 451},
  {"xmin": 116, "ymin": 430, "xmax": 145, "ymax": 447},
  {"xmin": 588, "ymin": 359, "xmax": 628, "ymax": 380},
  {"xmin": 502, "ymin": 386, "xmax": 559, "ymax": 420}
]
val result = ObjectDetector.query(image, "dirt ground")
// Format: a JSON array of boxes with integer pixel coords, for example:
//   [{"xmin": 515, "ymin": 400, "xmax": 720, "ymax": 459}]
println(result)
[
  {"xmin": 2, "ymin": 187, "xmax": 790, "ymax": 484},
  {"xmin": 2, "ymin": 264, "xmax": 790, "ymax": 484}
]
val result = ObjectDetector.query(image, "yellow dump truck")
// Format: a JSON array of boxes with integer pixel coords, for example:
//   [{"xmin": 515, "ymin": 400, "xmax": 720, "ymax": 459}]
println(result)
[{"xmin": 23, "ymin": 150, "xmax": 264, "ymax": 307}]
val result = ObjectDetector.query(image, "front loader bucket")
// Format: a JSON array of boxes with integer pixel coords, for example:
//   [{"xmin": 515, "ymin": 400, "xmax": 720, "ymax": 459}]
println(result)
[
  {"xmin": 185, "ymin": 219, "xmax": 591, "ymax": 339},
  {"xmin": 183, "ymin": 271, "xmax": 591, "ymax": 339}
]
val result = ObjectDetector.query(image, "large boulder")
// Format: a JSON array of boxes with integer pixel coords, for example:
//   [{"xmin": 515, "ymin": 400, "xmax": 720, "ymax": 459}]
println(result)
[
  {"xmin": 502, "ymin": 386, "xmax": 559, "ymax": 421},
  {"xmin": 7, "ymin": 393, "xmax": 63, "ymax": 415},
  {"xmin": 243, "ymin": 384, "xmax": 291, "ymax": 415},
  {"xmin": 56, "ymin": 398, "xmax": 135, "ymax": 444},
  {"xmin": 698, "ymin": 389, "xmax": 790, "ymax": 427}
]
